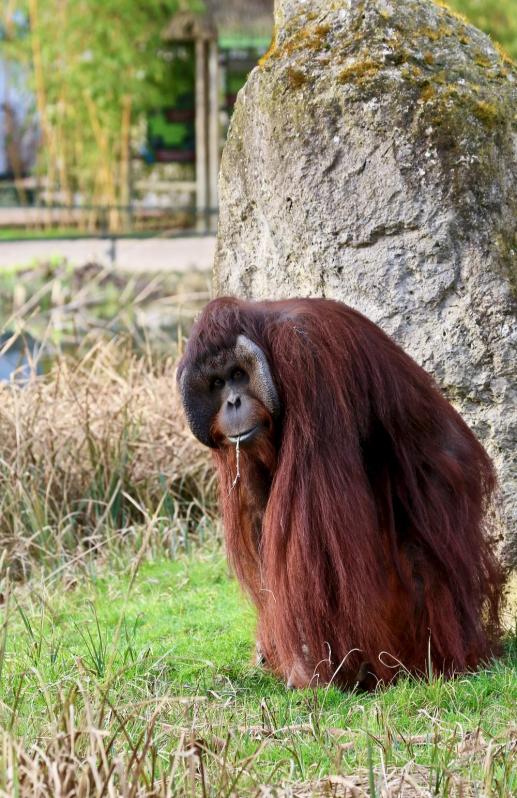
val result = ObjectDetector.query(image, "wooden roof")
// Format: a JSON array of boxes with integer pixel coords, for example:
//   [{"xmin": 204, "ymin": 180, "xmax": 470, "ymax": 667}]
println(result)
[{"xmin": 164, "ymin": 0, "xmax": 273, "ymax": 44}]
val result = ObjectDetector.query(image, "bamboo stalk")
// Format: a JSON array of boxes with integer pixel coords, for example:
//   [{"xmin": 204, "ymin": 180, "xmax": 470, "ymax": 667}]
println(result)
[
  {"xmin": 119, "ymin": 94, "xmax": 132, "ymax": 233},
  {"xmin": 84, "ymin": 91, "xmax": 119, "ymax": 231},
  {"xmin": 55, "ymin": 0, "xmax": 73, "ymax": 222},
  {"xmin": 3, "ymin": 0, "xmax": 17, "ymax": 39},
  {"xmin": 28, "ymin": 0, "xmax": 57, "ymax": 227}
]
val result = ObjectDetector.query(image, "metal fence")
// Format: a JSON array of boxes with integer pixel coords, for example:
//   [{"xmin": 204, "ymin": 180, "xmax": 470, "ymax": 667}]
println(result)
[
  {"xmin": 0, "ymin": 202, "xmax": 218, "ymax": 239},
  {"xmin": 0, "ymin": 167, "xmax": 222, "ymax": 277}
]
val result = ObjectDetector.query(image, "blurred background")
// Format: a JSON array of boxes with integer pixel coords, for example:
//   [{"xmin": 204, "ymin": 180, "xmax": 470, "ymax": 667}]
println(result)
[
  {"xmin": 0, "ymin": 0, "xmax": 514, "ymax": 247},
  {"xmin": 0, "ymin": 1, "xmax": 275, "ymax": 244}
]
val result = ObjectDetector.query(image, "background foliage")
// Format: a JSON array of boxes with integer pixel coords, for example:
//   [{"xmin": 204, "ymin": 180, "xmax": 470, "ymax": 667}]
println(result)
[
  {"xmin": 1, "ymin": 0, "xmax": 515, "ymax": 231},
  {"xmin": 2, "ymin": 0, "xmax": 199, "ymax": 229},
  {"xmin": 448, "ymin": 0, "xmax": 517, "ymax": 61}
]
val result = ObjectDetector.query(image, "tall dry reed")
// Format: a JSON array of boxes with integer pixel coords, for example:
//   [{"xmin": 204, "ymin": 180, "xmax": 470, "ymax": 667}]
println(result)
[{"xmin": 0, "ymin": 337, "xmax": 214, "ymax": 573}]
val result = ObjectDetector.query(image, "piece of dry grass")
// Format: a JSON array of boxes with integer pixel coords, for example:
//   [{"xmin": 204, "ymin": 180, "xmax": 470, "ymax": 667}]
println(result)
[
  {"xmin": 0, "ymin": 337, "xmax": 214, "ymax": 572},
  {"xmin": 1, "ymin": 721, "xmax": 514, "ymax": 797}
]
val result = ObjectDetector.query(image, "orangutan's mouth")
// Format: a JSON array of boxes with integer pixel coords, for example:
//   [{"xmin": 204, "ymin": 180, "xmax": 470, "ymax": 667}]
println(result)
[{"xmin": 227, "ymin": 426, "xmax": 258, "ymax": 444}]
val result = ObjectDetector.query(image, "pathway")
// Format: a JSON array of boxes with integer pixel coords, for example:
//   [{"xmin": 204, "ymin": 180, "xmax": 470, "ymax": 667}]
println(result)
[{"xmin": 0, "ymin": 235, "xmax": 216, "ymax": 272}]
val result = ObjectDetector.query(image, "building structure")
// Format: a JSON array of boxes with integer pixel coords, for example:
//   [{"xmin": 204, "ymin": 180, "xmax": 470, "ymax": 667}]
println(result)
[{"xmin": 137, "ymin": 0, "xmax": 273, "ymax": 228}]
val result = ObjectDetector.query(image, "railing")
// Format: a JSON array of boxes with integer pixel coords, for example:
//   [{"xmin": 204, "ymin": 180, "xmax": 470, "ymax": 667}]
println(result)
[
  {"xmin": 0, "ymin": 175, "xmax": 219, "ymax": 242},
  {"xmin": 0, "ymin": 202, "xmax": 219, "ymax": 241}
]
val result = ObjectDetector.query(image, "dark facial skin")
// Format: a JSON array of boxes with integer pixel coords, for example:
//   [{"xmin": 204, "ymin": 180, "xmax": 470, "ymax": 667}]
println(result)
[
  {"xmin": 209, "ymin": 361, "xmax": 268, "ymax": 446},
  {"xmin": 179, "ymin": 335, "xmax": 280, "ymax": 449}
]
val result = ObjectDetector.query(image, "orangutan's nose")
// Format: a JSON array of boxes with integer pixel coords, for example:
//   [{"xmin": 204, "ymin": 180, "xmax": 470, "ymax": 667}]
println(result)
[{"xmin": 227, "ymin": 393, "xmax": 241, "ymax": 409}]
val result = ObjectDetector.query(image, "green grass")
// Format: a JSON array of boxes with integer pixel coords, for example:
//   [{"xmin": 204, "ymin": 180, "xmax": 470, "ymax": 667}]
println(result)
[
  {"xmin": 1, "ymin": 554, "xmax": 250, "ymax": 737},
  {"xmin": 2, "ymin": 551, "xmax": 516, "ymax": 795},
  {"xmin": 0, "ymin": 228, "xmax": 88, "ymax": 241}
]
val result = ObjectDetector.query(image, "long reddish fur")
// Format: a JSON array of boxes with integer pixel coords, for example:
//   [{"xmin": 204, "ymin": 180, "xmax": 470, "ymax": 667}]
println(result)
[{"xmin": 182, "ymin": 296, "xmax": 504, "ymax": 688}]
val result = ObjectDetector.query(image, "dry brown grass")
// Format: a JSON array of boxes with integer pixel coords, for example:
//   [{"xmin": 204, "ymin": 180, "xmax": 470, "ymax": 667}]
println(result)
[
  {"xmin": 0, "ymin": 337, "xmax": 215, "ymax": 573},
  {"xmin": 0, "ymin": 716, "xmax": 514, "ymax": 797}
]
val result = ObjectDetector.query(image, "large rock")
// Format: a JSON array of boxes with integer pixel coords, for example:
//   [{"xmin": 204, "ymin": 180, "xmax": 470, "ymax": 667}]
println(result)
[{"xmin": 214, "ymin": 0, "xmax": 517, "ymax": 564}]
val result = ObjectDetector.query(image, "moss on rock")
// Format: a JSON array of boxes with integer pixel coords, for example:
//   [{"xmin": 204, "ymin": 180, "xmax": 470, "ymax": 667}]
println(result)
[
  {"xmin": 255, "ymin": 0, "xmax": 515, "ymax": 214},
  {"xmin": 338, "ymin": 59, "xmax": 381, "ymax": 83}
]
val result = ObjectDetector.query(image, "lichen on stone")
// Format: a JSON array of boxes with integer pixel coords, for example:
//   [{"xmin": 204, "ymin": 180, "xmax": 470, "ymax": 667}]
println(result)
[
  {"xmin": 472, "ymin": 99, "xmax": 506, "ymax": 127},
  {"xmin": 415, "ymin": 24, "xmax": 454, "ymax": 41},
  {"xmin": 420, "ymin": 83, "xmax": 436, "ymax": 102},
  {"xmin": 493, "ymin": 232, "xmax": 517, "ymax": 297},
  {"xmin": 338, "ymin": 59, "xmax": 381, "ymax": 83},
  {"xmin": 286, "ymin": 66, "xmax": 307, "ymax": 88}
]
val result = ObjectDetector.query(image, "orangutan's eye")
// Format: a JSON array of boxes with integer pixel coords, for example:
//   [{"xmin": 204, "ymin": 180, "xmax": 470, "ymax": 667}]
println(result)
[
  {"xmin": 232, "ymin": 369, "xmax": 246, "ymax": 381},
  {"xmin": 211, "ymin": 377, "xmax": 224, "ymax": 390}
]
